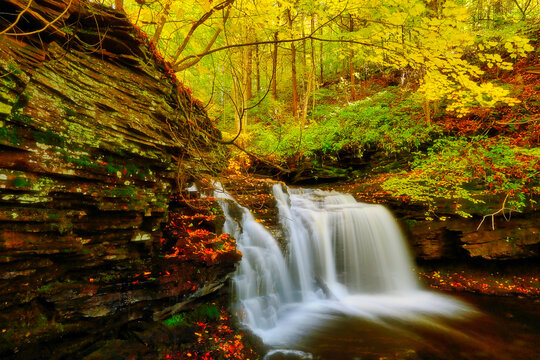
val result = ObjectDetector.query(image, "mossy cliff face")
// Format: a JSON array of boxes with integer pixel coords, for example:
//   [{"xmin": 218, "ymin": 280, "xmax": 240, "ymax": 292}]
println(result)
[{"xmin": 0, "ymin": 1, "xmax": 232, "ymax": 358}]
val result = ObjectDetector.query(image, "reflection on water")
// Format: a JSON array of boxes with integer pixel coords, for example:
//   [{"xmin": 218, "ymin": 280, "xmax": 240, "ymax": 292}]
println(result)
[{"xmin": 291, "ymin": 293, "xmax": 540, "ymax": 360}]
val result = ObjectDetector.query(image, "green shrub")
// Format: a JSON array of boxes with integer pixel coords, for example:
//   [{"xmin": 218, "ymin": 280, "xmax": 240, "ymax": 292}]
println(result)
[
  {"xmin": 247, "ymin": 87, "xmax": 438, "ymax": 163},
  {"xmin": 382, "ymin": 137, "xmax": 539, "ymax": 217}
]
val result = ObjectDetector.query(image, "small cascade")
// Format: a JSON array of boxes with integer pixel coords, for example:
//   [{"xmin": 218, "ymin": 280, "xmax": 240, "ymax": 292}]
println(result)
[
  {"xmin": 215, "ymin": 183, "xmax": 474, "ymax": 346},
  {"xmin": 216, "ymin": 186, "xmax": 293, "ymax": 330}
]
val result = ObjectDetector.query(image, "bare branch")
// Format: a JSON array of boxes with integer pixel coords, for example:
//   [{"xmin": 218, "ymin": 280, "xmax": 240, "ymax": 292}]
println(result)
[
  {"xmin": 0, "ymin": 0, "xmax": 33, "ymax": 35},
  {"xmin": 1, "ymin": 0, "xmax": 73, "ymax": 37},
  {"xmin": 476, "ymin": 193, "xmax": 518, "ymax": 231}
]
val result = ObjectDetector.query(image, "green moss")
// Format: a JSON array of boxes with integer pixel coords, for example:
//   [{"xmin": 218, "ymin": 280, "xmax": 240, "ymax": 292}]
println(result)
[
  {"xmin": 52, "ymin": 147, "xmax": 69, "ymax": 155},
  {"xmin": 105, "ymin": 164, "xmax": 119, "ymax": 173},
  {"xmin": 47, "ymin": 212, "xmax": 60, "ymax": 220},
  {"xmin": 10, "ymin": 93, "xmax": 31, "ymax": 123},
  {"xmin": 53, "ymin": 219, "xmax": 73, "ymax": 235},
  {"xmin": 100, "ymin": 273, "xmax": 117, "ymax": 282},
  {"xmin": 61, "ymin": 105, "xmax": 78, "ymax": 117},
  {"xmin": 37, "ymin": 282, "xmax": 58, "ymax": 293},
  {"xmin": 65, "ymin": 155, "xmax": 98, "ymax": 168},
  {"xmin": 0, "ymin": 101, "xmax": 11, "ymax": 114},
  {"xmin": 65, "ymin": 121, "xmax": 101, "ymax": 147},
  {"xmin": 404, "ymin": 219, "xmax": 419, "ymax": 229},
  {"xmin": 33, "ymin": 130, "xmax": 66, "ymax": 147},
  {"xmin": 3, "ymin": 312, "xmax": 64, "ymax": 346},
  {"xmin": 0, "ymin": 124, "xmax": 20, "ymax": 145},
  {"xmin": 163, "ymin": 313, "xmax": 189, "ymax": 327},
  {"xmin": 7, "ymin": 63, "xmax": 22, "ymax": 76},
  {"xmin": 110, "ymin": 186, "xmax": 137, "ymax": 198},
  {"xmin": 125, "ymin": 163, "xmax": 139, "ymax": 176},
  {"xmin": 11, "ymin": 176, "xmax": 30, "ymax": 188},
  {"xmin": 162, "ymin": 304, "xmax": 220, "ymax": 328}
]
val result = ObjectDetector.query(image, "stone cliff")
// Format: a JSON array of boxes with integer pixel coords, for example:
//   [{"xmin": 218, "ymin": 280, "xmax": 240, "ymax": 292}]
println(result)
[{"xmin": 0, "ymin": 1, "xmax": 237, "ymax": 358}]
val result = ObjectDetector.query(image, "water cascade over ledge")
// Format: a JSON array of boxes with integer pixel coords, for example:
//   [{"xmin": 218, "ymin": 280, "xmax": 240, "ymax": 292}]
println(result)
[{"xmin": 215, "ymin": 184, "xmax": 476, "ymax": 351}]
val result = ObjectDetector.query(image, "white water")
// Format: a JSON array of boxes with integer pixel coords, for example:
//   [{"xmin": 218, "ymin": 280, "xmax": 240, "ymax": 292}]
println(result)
[{"xmin": 216, "ymin": 184, "xmax": 475, "ymax": 347}]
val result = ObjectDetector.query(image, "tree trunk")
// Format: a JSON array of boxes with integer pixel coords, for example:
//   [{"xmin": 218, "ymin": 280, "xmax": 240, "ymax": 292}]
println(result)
[
  {"xmin": 288, "ymin": 10, "xmax": 298, "ymax": 117},
  {"xmin": 291, "ymin": 41, "xmax": 299, "ymax": 116},
  {"xmin": 349, "ymin": 14, "xmax": 356, "ymax": 101},
  {"xmin": 232, "ymin": 73, "xmax": 241, "ymax": 135},
  {"xmin": 272, "ymin": 32, "xmax": 278, "ymax": 100},
  {"xmin": 255, "ymin": 43, "xmax": 261, "ymax": 93},
  {"xmin": 311, "ymin": 16, "xmax": 316, "ymax": 78},
  {"xmin": 311, "ymin": 15, "xmax": 316, "ymax": 113},
  {"xmin": 241, "ymin": 37, "xmax": 250, "ymax": 131},
  {"xmin": 152, "ymin": 0, "xmax": 173, "ymax": 44},
  {"xmin": 244, "ymin": 35, "xmax": 253, "ymax": 100},
  {"xmin": 301, "ymin": 14, "xmax": 307, "ymax": 94},
  {"xmin": 423, "ymin": 97, "xmax": 431, "ymax": 125},
  {"xmin": 320, "ymin": 26, "xmax": 324, "ymax": 84}
]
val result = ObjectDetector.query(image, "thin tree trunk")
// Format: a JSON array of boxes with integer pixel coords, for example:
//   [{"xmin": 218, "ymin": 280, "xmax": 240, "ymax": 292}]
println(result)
[
  {"xmin": 311, "ymin": 16, "xmax": 316, "ymax": 78},
  {"xmin": 232, "ymin": 73, "xmax": 241, "ymax": 135},
  {"xmin": 349, "ymin": 14, "xmax": 356, "ymax": 101},
  {"xmin": 288, "ymin": 9, "xmax": 298, "ymax": 117},
  {"xmin": 174, "ymin": 8, "xmax": 231, "ymax": 71},
  {"xmin": 244, "ymin": 33, "xmax": 253, "ymax": 100},
  {"xmin": 272, "ymin": 32, "xmax": 278, "ymax": 100},
  {"xmin": 311, "ymin": 15, "xmax": 316, "ymax": 114},
  {"xmin": 255, "ymin": 43, "xmax": 261, "ymax": 93},
  {"xmin": 241, "ymin": 36, "xmax": 250, "ymax": 131},
  {"xmin": 301, "ymin": 14, "xmax": 307, "ymax": 94},
  {"xmin": 319, "ymin": 26, "xmax": 324, "ymax": 84},
  {"xmin": 291, "ymin": 41, "xmax": 298, "ymax": 116},
  {"xmin": 152, "ymin": 0, "xmax": 172, "ymax": 44},
  {"xmin": 297, "ymin": 69, "xmax": 314, "ymax": 154},
  {"xmin": 423, "ymin": 98, "xmax": 431, "ymax": 125}
]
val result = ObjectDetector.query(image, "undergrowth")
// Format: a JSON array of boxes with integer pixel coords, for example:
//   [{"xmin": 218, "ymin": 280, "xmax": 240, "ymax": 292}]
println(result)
[{"xmin": 248, "ymin": 86, "xmax": 439, "ymax": 163}]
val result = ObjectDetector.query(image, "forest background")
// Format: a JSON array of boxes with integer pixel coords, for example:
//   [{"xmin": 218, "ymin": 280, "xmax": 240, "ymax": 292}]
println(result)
[{"xmin": 98, "ymin": 0, "xmax": 539, "ymax": 219}]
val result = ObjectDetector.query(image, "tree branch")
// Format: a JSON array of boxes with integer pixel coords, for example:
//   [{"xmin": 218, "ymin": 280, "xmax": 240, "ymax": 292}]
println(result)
[
  {"xmin": 172, "ymin": 0, "xmax": 235, "ymax": 62},
  {"xmin": 476, "ymin": 193, "xmax": 518, "ymax": 231},
  {"xmin": 175, "ymin": 7, "xmax": 231, "ymax": 71},
  {"xmin": 1, "ymin": 0, "xmax": 73, "ymax": 37},
  {"xmin": 173, "ymin": 35, "xmax": 387, "ymax": 71},
  {"xmin": 0, "ymin": 0, "xmax": 33, "ymax": 35},
  {"xmin": 173, "ymin": 4, "xmax": 348, "ymax": 71}
]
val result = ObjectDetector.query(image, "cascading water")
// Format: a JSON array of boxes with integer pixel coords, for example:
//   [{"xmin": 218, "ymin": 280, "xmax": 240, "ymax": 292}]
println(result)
[
  {"xmin": 274, "ymin": 186, "xmax": 419, "ymax": 296},
  {"xmin": 215, "ymin": 183, "xmax": 475, "ymax": 350}
]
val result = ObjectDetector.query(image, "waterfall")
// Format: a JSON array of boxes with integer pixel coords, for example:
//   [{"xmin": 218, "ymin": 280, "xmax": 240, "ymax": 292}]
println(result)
[
  {"xmin": 216, "ymin": 184, "xmax": 474, "ymax": 346},
  {"xmin": 274, "ymin": 185, "xmax": 419, "ymax": 297}
]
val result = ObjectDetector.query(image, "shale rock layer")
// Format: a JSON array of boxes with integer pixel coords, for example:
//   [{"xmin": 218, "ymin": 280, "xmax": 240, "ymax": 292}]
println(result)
[{"xmin": 0, "ymin": 1, "xmax": 230, "ymax": 358}]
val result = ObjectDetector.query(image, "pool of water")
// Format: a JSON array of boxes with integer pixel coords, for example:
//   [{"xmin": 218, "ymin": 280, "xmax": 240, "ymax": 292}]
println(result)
[{"xmin": 272, "ymin": 292, "xmax": 540, "ymax": 360}]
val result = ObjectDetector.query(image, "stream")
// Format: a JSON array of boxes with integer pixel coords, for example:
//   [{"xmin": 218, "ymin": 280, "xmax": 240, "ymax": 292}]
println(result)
[{"xmin": 216, "ymin": 184, "xmax": 540, "ymax": 360}]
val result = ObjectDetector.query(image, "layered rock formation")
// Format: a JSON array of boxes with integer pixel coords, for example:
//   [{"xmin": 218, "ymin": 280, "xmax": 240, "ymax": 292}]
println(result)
[
  {"xmin": 328, "ymin": 182, "xmax": 540, "ymax": 262},
  {"xmin": 407, "ymin": 213, "xmax": 539, "ymax": 261},
  {"xmin": 0, "ymin": 1, "xmax": 235, "ymax": 358}
]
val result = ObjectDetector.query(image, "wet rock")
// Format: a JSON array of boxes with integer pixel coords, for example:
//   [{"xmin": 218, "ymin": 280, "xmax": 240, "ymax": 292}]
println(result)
[
  {"xmin": 461, "ymin": 221, "xmax": 540, "ymax": 260},
  {"xmin": 82, "ymin": 340, "xmax": 150, "ymax": 360},
  {"xmin": 408, "ymin": 213, "xmax": 540, "ymax": 261},
  {"xmin": 264, "ymin": 349, "xmax": 315, "ymax": 360}
]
